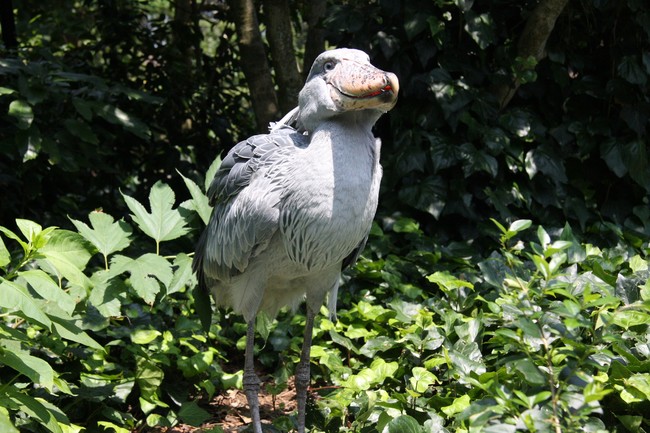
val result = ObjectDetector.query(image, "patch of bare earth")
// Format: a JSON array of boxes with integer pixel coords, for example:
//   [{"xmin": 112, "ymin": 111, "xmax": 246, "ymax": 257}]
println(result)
[{"xmin": 143, "ymin": 378, "xmax": 297, "ymax": 433}]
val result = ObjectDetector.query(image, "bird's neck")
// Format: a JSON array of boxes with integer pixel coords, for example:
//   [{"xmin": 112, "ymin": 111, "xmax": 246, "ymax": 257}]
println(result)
[{"xmin": 310, "ymin": 115, "xmax": 378, "ymax": 152}]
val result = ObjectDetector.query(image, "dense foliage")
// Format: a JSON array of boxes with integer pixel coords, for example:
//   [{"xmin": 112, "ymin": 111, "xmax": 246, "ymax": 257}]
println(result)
[{"xmin": 1, "ymin": 0, "xmax": 649, "ymax": 432}]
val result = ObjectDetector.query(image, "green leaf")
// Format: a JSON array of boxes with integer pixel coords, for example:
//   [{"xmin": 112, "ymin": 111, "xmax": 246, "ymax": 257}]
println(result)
[
  {"xmin": 441, "ymin": 394, "xmax": 471, "ymax": 417},
  {"xmin": 70, "ymin": 211, "xmax": 132, "ymax": 262},
  {"xmin": 0, "ymin": 348, "xmax": 55, "ymax": 392},
  {"xmin": 8, "ymin": 100, "xmax": 34, "ymax": 129},
  {"xmin": 178, "ymin": 170, "xmax": 212, "ymax": 225},
  {"xmin": 50, "ymin": 314, "xmax": 104, "ymax": 350},
  {"xmin": 611, "ymin": 309, "xmax": 650, "ymax": 329},
  {"xmin": 15, "ymin": 219, "xmax": 44, "ymax": 244},
  {"xmin": 0, "ymin": 86, "xmax": 16, "ymax": 96},
  {"xmin": 0, "ymin": 407, "xmax": 19, "ymax": 433},
  {"xmin": 88, "ymin": 270, "xmax": 125, "ymax": 318},
  {"xmin": 464, "ymin": 12, "xmax": 496, "ymax": 49},
  {"xmin": 618, "ymin": 56, "xmax": 647, "ymax": 85},
  {"xmin": 5, "ymin": 388, "xmax": 63, "ymax": 433},
  {"xmin": 513, "ymin": 358, "xmax": 546, "ymax": 385},
  {"xmin": 97, "ymin": 104, "xmax": 151, "ymax": 139},
  {"xmin": 131, "ymin": 329, "xmax": 162, "ymax": 345},
  {"xmin": 136, "ymin": 358, "xmax": 165, "ymax": 402},
  {"xmin": 386, "ymin": 415, "xmax": 423, "ymax": 433},
  {"xmin": 38, "ymin": 230, "xmax": 93, "ymax": 289},
  {"xmin": 0, "ymin": 236, "xmax": 10, "ymax": 268},
  {"xmin": 97, "ymin": 422, "xmax": 130, "ymax": 433},
  {"xmin": 178, "ymin": 401, "xmax": 211, "ymax": 426},
  {"xmin": 0, "ymin": 280, "xmax": 52, "ymax": 329},
  {"xmin": 63, "ymin": 118, "xmax": 99, "ymax": 144},
  {"xmin": 409, "ymin": 366, "xmax": 437, "ymax": 393},
  {"xmin": 427, "ymin": 271, "xmax": 474, "ymax": 290},
  {"xmin": 392, "ymin": 217, "xmax": 421, "ymax": 233},
  {"xmin": 167, "ymin": 253, "xmax": 194, "ymax": 295},
  {"xmin": 508, "ymin": 219, "xmax": 532, "ymax": 233},
  {"xmin": 110, "ymin": 253, "xmax": 173, "ymax": 304},
  {"xmin": 122, "ymin": 181, "xmax": 190, "ymax": 245},
  {"xmin": 19, "ymin": 269, "xmax": 76, "ymax": 315},
  {"xmin": 204, "ymin": 155, "xmax": 222, "ymax": 192}
]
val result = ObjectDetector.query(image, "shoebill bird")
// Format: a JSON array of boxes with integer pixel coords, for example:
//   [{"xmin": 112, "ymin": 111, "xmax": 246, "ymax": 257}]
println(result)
[{"xmin": 193, "ymin": 48, "xmax": 399, "ymax": 433}]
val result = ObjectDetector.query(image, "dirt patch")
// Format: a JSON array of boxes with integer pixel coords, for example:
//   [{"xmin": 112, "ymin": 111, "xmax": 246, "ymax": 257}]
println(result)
[{"xmin": 144, "ymin": 379, "xmax": 297, "ymax": 433}]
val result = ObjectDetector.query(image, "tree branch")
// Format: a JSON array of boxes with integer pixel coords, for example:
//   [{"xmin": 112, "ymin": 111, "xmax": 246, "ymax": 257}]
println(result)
[{"xmin": 492, "ymin": 0, "xmax": 569, "ymax": 109}]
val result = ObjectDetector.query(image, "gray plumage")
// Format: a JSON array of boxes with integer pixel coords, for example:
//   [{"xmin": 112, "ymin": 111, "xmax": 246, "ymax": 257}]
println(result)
[{"xmin": 193, "ymin": 48, "xmax": 399, "ymax": 433}]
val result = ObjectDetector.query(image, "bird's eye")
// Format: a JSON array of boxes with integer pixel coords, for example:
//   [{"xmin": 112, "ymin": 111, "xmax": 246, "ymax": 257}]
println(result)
[{"xmin": 323, "ymin": 61, "xmax": 335, "ymax": 72}]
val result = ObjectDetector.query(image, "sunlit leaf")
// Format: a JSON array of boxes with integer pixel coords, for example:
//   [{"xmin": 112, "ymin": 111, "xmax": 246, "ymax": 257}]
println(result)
[
  {"xmin": 0, "ymin": 280, "xmax": 52, "ymax": 329},
  {"xmin": 178, "ymin": 171, "xmax": 212, "ymax": 225},
  {"xmin": 8, "ymin": 100, "xmax": 33, "ymax": 129},
  {"xmin": 70, "ymin": 211, "xmax": 132, "ymax": 265},
  {"xmin": 122, "ymin": 181, "xmax": 190, "ymax": 245},
  {"xmin": 0, "ymin": 349, "xmax": 55, "ymax": 392}
]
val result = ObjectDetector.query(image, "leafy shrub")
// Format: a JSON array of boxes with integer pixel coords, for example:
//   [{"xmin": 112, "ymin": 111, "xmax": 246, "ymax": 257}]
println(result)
[
  {"xmin": 0, "ymin": 174, "xmax": 223, "ymax": 433},
  {"xmin": 303, "ymin": 218, "xmax": 650, "ymax": 432}
]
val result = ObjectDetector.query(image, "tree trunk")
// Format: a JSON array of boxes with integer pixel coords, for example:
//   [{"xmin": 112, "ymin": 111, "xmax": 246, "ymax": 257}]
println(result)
[
  {"xmin": 262, "ymin": 0, "xmax": 302, "ymax": 113},
  {"xmin": 302, "ymin": 0, "xmax": 326, "ymax": 79},
  {"xmin": 492, "ymin": 0, "xmax": 569, "ymax": 109},
  {"xmin": 230, "ymin": 0, "xmax": 279, "ymax": 131},
  {"xmin": 0, "ymin": 0, "xmax": 18, "ymax": 50}
]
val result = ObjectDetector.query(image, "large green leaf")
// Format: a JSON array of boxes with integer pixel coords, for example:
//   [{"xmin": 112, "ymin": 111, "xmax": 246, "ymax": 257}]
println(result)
[
  {"xmin": 49, "ymin": 314, "xmax": 104, "ymax": 350},
  {"xmin": 386, "ymin": 415, "xmax": 424, "ymax": 433},
  {"xmin": 0, "ymin": 236, "xmax": 10, "ymax": 268},
  {"xmin": 0, "ymin": 348, "xmax": 55, "ymax": 392},
  {"xmin": 5, "ymin": 388, "xmax": 70, "ymax": 433},
  {"xmin": 178, "ymin": 401, "xmax": 211, "ymax": 426},
  {"xmin": 0, "ymin": 280, "xmax": 52, "ymax": 329},
  {"xmin": 0, "ymin": 407, "xmax": 19, "ymax": 433},
  {"xmin": 178, "ymin": 171, "xmax": 212, "ymax": 225},
  {"xmin": 8, "ymin": 100, "xmax": 33, "ymax": 129},
  {"xmin": 38, "ymin": 230, "xmax": 93, "ymax": 289},
  {"xmin": 110, "ymin": 253, "xmax": 173, "ymax": 304},
  {"xmin": 70, "ymin": 211, "xmax": 132, "ymax": 264},
  {"xmin": 19, "ymin": 269, "xmax": 76, "ymax": 315},
  {"xmin": 122, "ymin": 181, "xmax": 190, "ymax": 245}
]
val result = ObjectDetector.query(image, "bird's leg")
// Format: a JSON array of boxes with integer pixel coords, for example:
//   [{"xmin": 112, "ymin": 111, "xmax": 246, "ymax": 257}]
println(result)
[
  {"xmin": 244, "ymin": 320, "xmax": 264, "ymax": 433},
  {"xmin": 295, "ymin": 305, "xmax": 317, "ymax": 433}
]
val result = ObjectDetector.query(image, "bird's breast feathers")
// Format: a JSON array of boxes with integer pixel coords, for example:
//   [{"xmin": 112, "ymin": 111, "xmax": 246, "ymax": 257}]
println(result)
[{"xmin": 278, "ymin": 152, "xmax": 381, "ymax": 270}]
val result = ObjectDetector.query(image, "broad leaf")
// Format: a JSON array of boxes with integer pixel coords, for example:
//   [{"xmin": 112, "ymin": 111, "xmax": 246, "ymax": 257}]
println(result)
[
  {"xmin": 50, "ymin": 314, "xmax": 104, "ymax": 350},
  {"xmin": 70, "ymin": 211, "xmax": 132, "ymax": 263},
  {"xmin": 0, "ymin": 348, "xmax": 55, "ymax": 392},
  {"xmin": 0, "ymin": 280, "xmax": 52, "ymax": 329},
  {"xmin": 8, "ymin": 100, "xmax": 33, "ymax": 129},
  {"xmin": 19, "ymin": 269, "xmax": 76, "ymax": 315},
  {"xmin": 386, "ymin": 415, "xmax": 424, "ymax": 433},
  {"xmin": 167, "ymin": 253, "xmax": 194, "ymax": 295},
  {"xmin": 0, "ymin": 236, "xmax": 10, "ymax": 268},
  {"xmin": 38, "ymin": 230, "xmax": 93, "ymax": 289},
  {"xmin": 110, "ymin": 253, "xmax": 173, "ymax": 304},
  {"xmin": 5, "ymin": 389, "xmax": 63, "ymax": 433},
  {"xmin": 178, "ymin": 401, "xmax": 211, "ymax": 426},
  {"xmin": 178, "ymin": 171, "xmax": 212, "ymax": 225},
  {"xmin": 0, "ymin": 407, "xmax": 18, "ymax": 433},
  {"xmin": 122, "ymin": 181, "xmax": 189, "ymax": 245}
]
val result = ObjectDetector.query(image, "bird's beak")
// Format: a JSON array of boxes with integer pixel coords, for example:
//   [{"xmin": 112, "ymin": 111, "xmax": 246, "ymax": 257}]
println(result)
[{"xmin": 329, "ymin": 60, "xmax": 399, "ymax": 112}]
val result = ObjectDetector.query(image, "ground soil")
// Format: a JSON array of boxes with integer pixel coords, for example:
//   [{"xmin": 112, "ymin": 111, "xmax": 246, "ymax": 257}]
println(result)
[{"xmin": 144, "ymin": 378, "xmax": 297, "ymax": 433}]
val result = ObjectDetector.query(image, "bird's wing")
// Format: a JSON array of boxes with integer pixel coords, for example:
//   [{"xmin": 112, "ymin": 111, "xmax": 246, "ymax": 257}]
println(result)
[
  {"xmin": 342, "ymin": 234, "xmax": 369, "ymax": 271},
  {"xmin": 193, "ymin": 127, "xmax": 305, "ymax": 288}
]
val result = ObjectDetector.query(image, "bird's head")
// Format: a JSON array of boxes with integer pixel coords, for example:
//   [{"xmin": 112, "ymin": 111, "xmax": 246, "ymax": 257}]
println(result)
[{"xmin": 297, "ymin": 48, "xmax": 399, "ymax": 132}]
